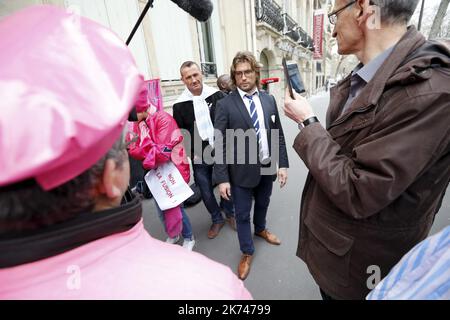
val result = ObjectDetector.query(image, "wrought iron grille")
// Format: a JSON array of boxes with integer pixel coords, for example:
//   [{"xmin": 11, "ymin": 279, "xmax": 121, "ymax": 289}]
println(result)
[
  {"xmin": 297, "ymin": 27, "xmax": 314, "ymax": 51},
  {"xmin": 283, "ymin": 13, "xmax": 299, "ymax": 42},
  {"xmin": 201, "ymin": 62, "xmax": 217, "ymax": 78},
  {"xmin": 255, "ymin": 0, "xmax": 315, "ymax": 52},
  {"xmin": 297, "ymin": 27, "xmax": 308, "ymax": 46},
  {"xmin": 255, "ymin": 0, "xmax": 284, "ymax": 32},
  {"xmin": 306, "ymin": 35, "xmax": 315, "ymax": 51}
]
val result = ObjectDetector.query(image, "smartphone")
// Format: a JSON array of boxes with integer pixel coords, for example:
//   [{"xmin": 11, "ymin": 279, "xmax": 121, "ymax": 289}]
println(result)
[{"xmin": 282, "ymin": 58, "xmax": 306, "ymax": 99}]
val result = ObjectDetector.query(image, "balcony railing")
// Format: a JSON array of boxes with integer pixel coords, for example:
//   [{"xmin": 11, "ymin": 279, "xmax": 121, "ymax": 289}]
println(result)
[
  {"xmin": 255, "ymin": 0, "xmax": 284, "ymax": 32},
  {"xmin": 283, "ymin": 13, "xmax": 299, "ymax": 42},
  {"xmin": 256, "ymin": 0, "xmax": 314, "ymax": 52},
  {"xmin": 306, "ymin": 35, "xmax": 315, "ymax": 52},
  {"xmin": 298, "ymin": 27, "xmax": 307, "ymax": 47},
  {"xmin": 296, "ymin": 27, "xmax": 314, "ymax": 51},
  {"xmin": 201, "ymin": 62, "xmax": 217, "ymax": 78}
]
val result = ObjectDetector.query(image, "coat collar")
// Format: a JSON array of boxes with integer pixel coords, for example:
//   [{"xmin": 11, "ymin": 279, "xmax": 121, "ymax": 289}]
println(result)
[
  {"xmin": 0, "ymin": 191, "xmax": 142, "ymax": 268},
  {"xmin": 328, "ymin": 26, "xmax": 426, "ymax": 127},
  {"xmin": 364, "ymin": 26, "xmax": 425, "ymax": 106},
  {"xmin": 174, "ymin": 84, "xmax": 219, "ymax": 104}
]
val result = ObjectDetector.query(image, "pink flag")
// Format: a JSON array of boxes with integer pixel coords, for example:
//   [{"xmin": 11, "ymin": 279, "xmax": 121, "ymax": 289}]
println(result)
[{"xmin": 145, "ymin": 79, "xmax": 163, "ymax": 111}]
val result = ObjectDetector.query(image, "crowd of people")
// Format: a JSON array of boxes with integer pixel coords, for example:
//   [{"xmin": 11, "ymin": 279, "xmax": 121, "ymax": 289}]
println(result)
[{"xmin": 0, "ymin": 0, "xmax": 449, "ymax": 300}]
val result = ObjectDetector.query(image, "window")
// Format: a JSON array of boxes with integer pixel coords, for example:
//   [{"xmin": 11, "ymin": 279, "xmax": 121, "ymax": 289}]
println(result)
[{"xmin": 199, "ymin": 20, "xmax": 217, "ymax": 78}]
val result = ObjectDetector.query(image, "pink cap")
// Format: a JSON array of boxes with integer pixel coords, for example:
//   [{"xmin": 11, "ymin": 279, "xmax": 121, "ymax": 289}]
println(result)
[
  {"xmin": 135, "ymin": 83, "xmax": 150, "ymax": 113},
  {"xmin": 0, "ymin": 6, "xmax": 144, "ymax": 190}
]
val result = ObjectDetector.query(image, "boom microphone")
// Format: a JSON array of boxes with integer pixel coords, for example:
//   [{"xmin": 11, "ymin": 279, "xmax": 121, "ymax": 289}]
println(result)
[{"xmin": 170, "ymin": 0, "xmax": 214, "ymax": 22}]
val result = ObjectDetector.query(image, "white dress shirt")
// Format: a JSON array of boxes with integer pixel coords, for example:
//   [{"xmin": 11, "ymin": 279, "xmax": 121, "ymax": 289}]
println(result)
[{"xmin": 237, "ymin": 87, "xmax": 270, "ymax": 162}]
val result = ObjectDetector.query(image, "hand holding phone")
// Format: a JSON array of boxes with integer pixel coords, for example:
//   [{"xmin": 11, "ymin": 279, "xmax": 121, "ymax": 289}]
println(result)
[
  {"xmin": 283, "ymin": 87, "xmax": 315, "ymax": 125},
  {"xmin": 282, "ymin": 58, "xmax": 306, "ymax": 100},
  {"xmin": 282, "ymin": 58, "xmax": 294, "ymax": 99}
]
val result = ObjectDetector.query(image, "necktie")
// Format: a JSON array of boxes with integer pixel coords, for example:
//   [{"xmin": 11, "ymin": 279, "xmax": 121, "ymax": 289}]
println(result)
[{"xmin": 245, "ymin": 93, "xmax": 262, "ymax": 153}]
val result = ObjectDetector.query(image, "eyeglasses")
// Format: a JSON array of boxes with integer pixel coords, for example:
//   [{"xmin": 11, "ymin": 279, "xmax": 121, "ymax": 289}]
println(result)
[
  {"xmin": 235, "ymin": 70, "xmax": 255, "ymax": 78},
  {"xmin": 328, "ymin": 0, "xmax": 356, "ymax": 25}
]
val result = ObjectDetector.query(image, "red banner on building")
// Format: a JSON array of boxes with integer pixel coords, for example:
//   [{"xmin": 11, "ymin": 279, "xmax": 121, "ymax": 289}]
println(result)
[{"xmin": 313, "ymin": 10, "xmax": 325, "ymax": 60}]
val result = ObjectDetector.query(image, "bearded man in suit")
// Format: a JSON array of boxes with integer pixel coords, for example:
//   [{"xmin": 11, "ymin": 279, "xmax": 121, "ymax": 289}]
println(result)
[{"xmin": 214, "ymin": 51, "xmax": 289, "ymax": 280}]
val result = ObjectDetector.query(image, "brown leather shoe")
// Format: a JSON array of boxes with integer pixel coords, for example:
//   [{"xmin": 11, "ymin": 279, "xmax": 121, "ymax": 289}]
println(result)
[
  {"xmin": 238, "ymin": 254, "xmax": 253, "ymax": 280},
  {"xmin": 207, "ymin": 222, "xmax": 225, "ymax": 239},
  {"xmin": 255, "ymin": 229, "xmax": 281, "ymax": 245},
  {"xmin": 225, "ymin": 216, "xmax": 237, "ymax": 231}
]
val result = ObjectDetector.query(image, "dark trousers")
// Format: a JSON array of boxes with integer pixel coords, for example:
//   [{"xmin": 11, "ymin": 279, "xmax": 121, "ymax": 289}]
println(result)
[
  {"xmin": 231, "ymin": 175, "xmax": 273, "ymax": 255},
  {"xmin": 128, "ymin": 155, "xmax": 144, "ymax": 188},
  {"xmin": 193, "ymin": 163, "xmax": 234, "ymax": 224}
]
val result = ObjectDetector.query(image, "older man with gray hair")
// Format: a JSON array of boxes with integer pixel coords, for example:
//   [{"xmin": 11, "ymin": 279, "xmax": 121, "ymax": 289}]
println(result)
[{"xmin": 283, "ymin": 0, "xmax": 450, "ymax": 299}]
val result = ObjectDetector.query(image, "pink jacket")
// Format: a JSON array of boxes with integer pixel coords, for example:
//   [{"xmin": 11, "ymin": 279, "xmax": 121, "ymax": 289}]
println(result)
[
  {"xmin": 128, "ymin": 111, "xmax": 190, "ymax": 183},
  {"xmin": 0, "ymin": 220, "xmax": 252, "ymax": 299}
]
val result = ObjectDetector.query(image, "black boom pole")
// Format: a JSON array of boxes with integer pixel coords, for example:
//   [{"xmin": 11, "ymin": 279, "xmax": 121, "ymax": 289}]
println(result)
[
  {"xmin": 126, "ymin": 0, "xmax": 155, "ymax": 46},
  {"xmin": 125, "ymin": 1, "xmax": 155, "ymax": 120}
]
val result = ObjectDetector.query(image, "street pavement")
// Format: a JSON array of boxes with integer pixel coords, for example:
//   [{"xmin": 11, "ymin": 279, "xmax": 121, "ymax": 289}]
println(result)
[{"xmin": 141, "ymin": 90, "xmax": 450, "ymax": 300}]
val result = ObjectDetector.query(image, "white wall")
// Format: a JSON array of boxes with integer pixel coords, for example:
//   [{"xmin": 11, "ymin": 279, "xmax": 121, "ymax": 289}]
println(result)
[
  {"xmin": 219, "ymin": 0, "xmax": 248, "ymax": 70},
  {"xmin": 148, "ymin": 0, "xmax": 195, "ymax": 81},
  {"xmin": 210, "ymin": 0, "xmax": 225, "ymax": 75},
  {"xmin": 64, "ymin": 0, "xmax": 151, "ymax": 78}
]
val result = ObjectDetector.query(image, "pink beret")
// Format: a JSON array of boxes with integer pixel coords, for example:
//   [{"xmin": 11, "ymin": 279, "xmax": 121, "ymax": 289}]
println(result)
[
  {"xmin": 135, "ymin": 83, "xmax": 150, "ymax": 113},
  {"xmin": 0, "ymin": 6, "xmax": 144, "ymax": 190}
]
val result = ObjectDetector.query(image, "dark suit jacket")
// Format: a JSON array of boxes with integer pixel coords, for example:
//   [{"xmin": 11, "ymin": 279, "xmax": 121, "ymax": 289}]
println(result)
[
  {"xmin": 173, "ymin": 91, "xmax": 226, "ymax": 160},
  {"xmin": 214, "ymin": 90, "xmax": 289, "ymax": 188}
]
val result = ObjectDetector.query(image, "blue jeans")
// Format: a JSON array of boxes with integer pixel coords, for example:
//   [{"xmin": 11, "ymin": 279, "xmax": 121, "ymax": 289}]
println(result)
[
  {"xmin": 220, "ymin": 194, "xmax": 235, "ymax": 217},
  {"xmin": 154, "ymin": 200, "xmax": 193, "ymax": 240},
  {"xmin": 193, "ymin": 163, "xmax": 234, "ymax": 224},
  {"xmin": 231, "ymin": 175, "xmax": 273, "ymax": 255}
]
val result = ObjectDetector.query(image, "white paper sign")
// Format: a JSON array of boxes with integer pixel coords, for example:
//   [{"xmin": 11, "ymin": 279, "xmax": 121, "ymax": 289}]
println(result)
[{"xmin": 144, "ymin": 162, "xmax": 193, "ymax": 210}]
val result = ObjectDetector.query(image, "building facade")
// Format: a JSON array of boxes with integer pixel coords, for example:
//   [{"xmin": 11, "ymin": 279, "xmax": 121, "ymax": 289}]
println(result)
[
  {"xmin": 0, "ymin": 0, "xmax": 334, "ymax": 108},
  {"xmin": 255, "ymin": 0, "xmax": 334, "ymax": 102}
]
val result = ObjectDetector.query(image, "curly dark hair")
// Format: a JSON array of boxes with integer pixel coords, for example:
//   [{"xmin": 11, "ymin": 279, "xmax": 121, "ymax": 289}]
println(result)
[
  {"xmin": 230, "ymin": 51, "xmax": 261, "ymax": 89},
  {"xmin": 0, "ymin": 134, "xmax": 128, "ymax": 233}
]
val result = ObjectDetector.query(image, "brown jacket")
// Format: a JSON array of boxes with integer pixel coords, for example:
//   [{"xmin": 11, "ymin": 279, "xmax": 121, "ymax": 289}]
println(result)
[{"xmin": 294, "ymin": 27, "xmax": 450, "ymax": 300}]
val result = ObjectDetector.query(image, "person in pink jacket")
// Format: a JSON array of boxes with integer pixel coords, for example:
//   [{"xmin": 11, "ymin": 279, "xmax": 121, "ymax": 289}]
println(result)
[
  {"xmin": 128, "ymin": 84, "xmax": 196, "ymax": 250},
  {"xmin": 0, "ymin": 5, "xmax": 252, "ymax": 300}
]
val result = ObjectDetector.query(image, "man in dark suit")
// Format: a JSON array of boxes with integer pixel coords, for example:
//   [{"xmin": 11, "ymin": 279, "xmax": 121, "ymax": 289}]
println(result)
[
  {"xmin": 214, "ymin": 52, "xmax": 289, "ymax": 280},
  {"xmin": 173, "ymin": 61, "xmax": 235, "ymax": 239}
]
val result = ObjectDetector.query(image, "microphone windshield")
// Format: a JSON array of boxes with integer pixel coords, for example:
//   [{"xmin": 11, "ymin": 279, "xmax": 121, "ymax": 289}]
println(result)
[{"xmin": 170, "ymin": 0, "xmax": 213, "ymax": 22}]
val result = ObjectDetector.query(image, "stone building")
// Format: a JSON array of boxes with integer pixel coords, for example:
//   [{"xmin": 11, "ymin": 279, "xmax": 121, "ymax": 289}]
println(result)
[{"xmin": 0, "ymin": 0, "xmax": 335, "ymax": 108}]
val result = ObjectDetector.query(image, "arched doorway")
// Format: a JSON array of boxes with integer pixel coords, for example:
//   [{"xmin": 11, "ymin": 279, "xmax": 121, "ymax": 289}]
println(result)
[
  {"xmin": 259, "ymin": 48, "xmax": 282, "ymax": 99},
  {"xmin": 260, "ymin": 51, "xmax": 270, "ymax": 80}
]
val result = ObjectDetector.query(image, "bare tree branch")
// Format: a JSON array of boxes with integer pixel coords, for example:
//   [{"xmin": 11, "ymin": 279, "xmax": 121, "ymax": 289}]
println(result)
[{"xmin": 429, "ymin": 0, "xmax": 450, "ymax": 39}]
